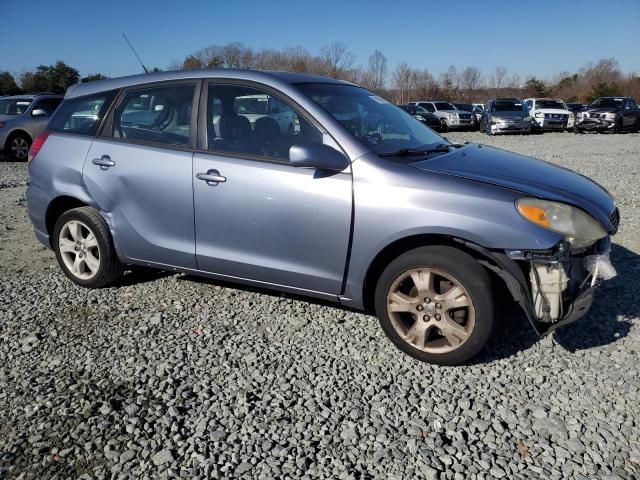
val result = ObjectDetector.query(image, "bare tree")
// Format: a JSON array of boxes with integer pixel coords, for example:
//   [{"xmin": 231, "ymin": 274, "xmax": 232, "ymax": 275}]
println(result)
[
  {"xmin": 489, "ymin": 66, "xmax": 507, "ymax": 89},
  {"xmin": 392, "ymin": 62, "xmax": 413, "ymax": 104},
  {"xmin": 461, "ymin": 67, "xmax": 482, "ymax": 101},
  {"xmin": 319, "ymin": 42, "xmax": 355, "ymax": 78},
  {"xmin": 365, "ymin": 50, "xmax": 387, "ymax": 92}
]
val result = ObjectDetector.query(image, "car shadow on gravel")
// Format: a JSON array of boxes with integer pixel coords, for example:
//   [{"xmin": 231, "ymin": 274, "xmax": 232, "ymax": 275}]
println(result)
[
  {"xmin": 178, "ymin": 243, "xmax": 637, "ymax": 364},
  {"xmin": 113, "ymin": 267, "xmax": 174, "ymax": 287}
]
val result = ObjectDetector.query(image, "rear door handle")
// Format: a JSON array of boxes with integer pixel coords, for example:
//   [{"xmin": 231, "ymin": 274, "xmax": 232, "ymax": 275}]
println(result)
[
  {"xmin": 196, "ymin": 170, "xmax": 226, "ymax": 185},
  {"xmin": 92, "ymin": 155, "xmax": 115, "ymax": 168}
]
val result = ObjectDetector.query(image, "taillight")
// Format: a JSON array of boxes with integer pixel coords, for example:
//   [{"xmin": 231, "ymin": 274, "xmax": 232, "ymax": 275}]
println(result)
[{"xmin": 28, "ymin": 131, "xmax": 50, "ymax": 164}]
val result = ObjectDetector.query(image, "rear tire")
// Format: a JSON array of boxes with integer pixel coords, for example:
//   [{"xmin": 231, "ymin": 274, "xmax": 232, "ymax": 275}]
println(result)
[
  {"xmin": 6, "ymin": 132, "xmax": 31, "ymax": 161},
  {"xmin": 53, "ymin": 207, "xmax": 124, "ymax": 288},
  {"xmin": 374, "ymin": 246, "xmax": 494, "ymax": 365}
]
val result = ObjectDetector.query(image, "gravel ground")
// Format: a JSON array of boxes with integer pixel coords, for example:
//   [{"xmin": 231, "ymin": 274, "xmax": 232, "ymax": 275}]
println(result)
[{"xmin": 0, "ymin": 132, "xmax": 639, "ymax": 479}]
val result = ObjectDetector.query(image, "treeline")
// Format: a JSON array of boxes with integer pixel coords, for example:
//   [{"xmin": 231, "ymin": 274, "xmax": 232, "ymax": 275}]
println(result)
[
  {"xmin": 0, "ymin": 61, "xmax": 109, "ymax": 95},
  {"xmin": 2, "ymin": 45, "xmax": 639, "ymax": 104},
  {"xmin": 168, "ymin": 42, "xmax": 640, "ymax": 103}
]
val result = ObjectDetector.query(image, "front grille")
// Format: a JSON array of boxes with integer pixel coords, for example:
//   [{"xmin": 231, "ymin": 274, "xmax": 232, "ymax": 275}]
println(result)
[
  {"xmin": 610, "ymin": 208, "xmax": 620, "ymax": 234},
  {"xmin": 590, "ymin": 113, "xmax": 600, "ymax": 119},
  {"xmin": 458, "ymin": 113, "xmax": 472, "ymax": 119}
]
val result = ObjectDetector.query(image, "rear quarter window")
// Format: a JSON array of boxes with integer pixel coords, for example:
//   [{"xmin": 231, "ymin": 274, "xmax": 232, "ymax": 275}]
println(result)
[{"xmin": 48, "ymin": 90, "xmax": 117, "ymax": 136}]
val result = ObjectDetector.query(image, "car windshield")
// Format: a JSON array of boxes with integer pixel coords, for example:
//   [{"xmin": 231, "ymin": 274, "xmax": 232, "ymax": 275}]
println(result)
[
  {"xmin": 296, "ymin": 83, "xmax": 445, "ymax": 156},
  {"xmin": 455, "ymin": 104, "xmax": 473, "ymax": 111},
  {"xmin": 414, "ymin": 106, "xmax": 430, "ymax": 115},
  {"xmin": 589, "ymin": 98, "xmax": 623, "ymax": 109},
  {"xmin": 0, "ymin": 98, "xmax": 32, "ymax": 115},
  {"xmin": 434, "ymin": 102, "xmax": 455, "ymax": 111},
  {"xmin": 492, "ymin": 101, "xmax": 523, "ymax": 112},
  {"xmin": 536, "ymin": 100, "xmax": 566, "ymax": 109}
]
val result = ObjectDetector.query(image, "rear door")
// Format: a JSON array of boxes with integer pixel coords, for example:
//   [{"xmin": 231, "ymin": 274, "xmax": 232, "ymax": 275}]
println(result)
[
  {"xmin": 192, "ymin": 80, "xmax": 352, "ymax": 294},
  {"xmin": 83, "ymin": 81, "xmax": 200, "ymax": 268}
]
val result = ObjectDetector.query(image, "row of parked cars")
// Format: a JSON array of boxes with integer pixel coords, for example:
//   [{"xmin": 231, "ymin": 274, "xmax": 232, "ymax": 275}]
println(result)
[
  {"xmin": 1, "ymin": 91, "xmax": 639, "ymax": 162},
  {"xmin": 399, "ymin": 96, "xmax": 640, "ymax": 135}
]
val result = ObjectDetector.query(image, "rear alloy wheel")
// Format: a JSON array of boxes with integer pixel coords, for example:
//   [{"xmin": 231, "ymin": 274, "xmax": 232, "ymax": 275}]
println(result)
[
  {"xmin": 375, "ymin": 246, "xmax": 493, "ymax": 365},
  {"xmin": 53, "ymin": 207, "xmax": 124, "ymax": 287},
  {"xmin": 7, "ymin": 133, "xmax": 31, "ymax": 161}
]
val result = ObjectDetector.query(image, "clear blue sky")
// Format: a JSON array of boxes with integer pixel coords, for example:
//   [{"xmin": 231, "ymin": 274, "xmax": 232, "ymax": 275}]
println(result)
[{"xmin": 1, "ymin": 0, "xmax": 638, "ymax": 81}]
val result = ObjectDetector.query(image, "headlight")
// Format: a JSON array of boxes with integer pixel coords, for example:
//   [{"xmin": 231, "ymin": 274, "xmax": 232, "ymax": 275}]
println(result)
[
  {"xmin": 516, "ymin": 198, "xmax": 607, "ymax": 248},
  {"xmin": 534, "ymin": 112, "xmax": 544, "ymax": 118},
  {"xmin": 605, "ymin": 112, "xmax": 616, "ymax": 119},
  {"xmin": 522, "ymin": 116, "xmax": 532, "ymax": 122},
  {"xmin": 415, "ymin": 115, "xmax": 426, "ymax": 121}
]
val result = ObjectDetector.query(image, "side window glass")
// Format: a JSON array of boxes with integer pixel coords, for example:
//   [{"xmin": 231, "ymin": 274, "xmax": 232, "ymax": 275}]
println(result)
[
  {"xmin": 112, "ymin": 84, "xmax": 195, "ymax": 146},
  {"xmin": 207, "ymin": 84, "xmax": 322, "ymax": 162},
  {"xmin": 33, "ymin": 98, "xmax": 63, "ymax": 115},
  {"xmin": 48, "ymin": 91, "xmax": 117, "ymax": 136}
]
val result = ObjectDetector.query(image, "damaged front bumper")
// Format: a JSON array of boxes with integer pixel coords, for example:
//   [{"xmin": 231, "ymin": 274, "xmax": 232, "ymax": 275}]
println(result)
[
  {"xmin": 576, "ymin": 118, "xmax": 615, "ymax": 132},
  {"xmin": 463, "ymin": 237, "xmax": 615, "ymax": 336}
]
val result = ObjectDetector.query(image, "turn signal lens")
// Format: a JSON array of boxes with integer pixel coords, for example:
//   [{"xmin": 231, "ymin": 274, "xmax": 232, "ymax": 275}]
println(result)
[{"xmin": 517, "ymin": 203, "xmax": 550, "ymax": 227}]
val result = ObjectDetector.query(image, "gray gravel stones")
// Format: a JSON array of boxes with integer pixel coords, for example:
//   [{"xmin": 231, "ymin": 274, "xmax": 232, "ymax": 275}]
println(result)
[{"xmin": 1, "ymin": 133, "xmax": 640, "ymax": 478}]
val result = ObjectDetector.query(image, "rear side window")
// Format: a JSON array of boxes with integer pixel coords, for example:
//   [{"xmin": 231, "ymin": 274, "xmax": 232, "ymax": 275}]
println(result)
[
  {"xmin": 111, "ymin": 84, "xmax": 195, "ymax": 147},
  {"xmin": 48, "ymin": 91, "xmax": 117, "ymax": 136}
]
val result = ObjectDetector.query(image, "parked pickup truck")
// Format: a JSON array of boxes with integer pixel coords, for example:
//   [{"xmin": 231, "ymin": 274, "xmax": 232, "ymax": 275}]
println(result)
[{"xmin": 575, "ymin": 96, "xmax": 640, "ymax": 133}]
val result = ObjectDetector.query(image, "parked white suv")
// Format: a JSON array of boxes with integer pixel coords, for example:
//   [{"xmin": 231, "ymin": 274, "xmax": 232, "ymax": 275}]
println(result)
[
  {"xmin": 411, "ymin": 100, "xmax": 474, "ymax": 131},
  {"xmin": 523, "ymin": 98, "xmax": 574, "ymax": 132}
]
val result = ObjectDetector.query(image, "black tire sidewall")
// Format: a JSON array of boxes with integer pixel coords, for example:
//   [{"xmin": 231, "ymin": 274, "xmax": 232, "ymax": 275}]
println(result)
[
  {"xmin": 53, "ymin": 207, "xmax": 122, "ymax": 288},
  {"xmin": 374, "ymin": 246, "xmax": 494, "ymax": 365}
]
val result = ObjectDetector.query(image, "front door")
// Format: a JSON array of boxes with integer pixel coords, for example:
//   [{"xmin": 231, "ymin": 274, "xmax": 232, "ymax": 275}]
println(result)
[
  {"xmin": 83, "ymin": 82, "xmax": 199, "ymax": 268},
  {"xmin": 193, "ymin": 82, "xmax": 352, "ymax": 294}
]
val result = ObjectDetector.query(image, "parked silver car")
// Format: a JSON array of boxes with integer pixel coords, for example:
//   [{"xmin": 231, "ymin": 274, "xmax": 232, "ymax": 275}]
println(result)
[
  {"xmin": 410, "ymin": 100, "xmax": 474, "ymax": 131},
  {"xmin": 480, "ymin": 98, "xmax": 532, "ymax": 135},
  {"xmin": 27, "ymin": 70, "xmax": 618, "ymax": 365},
  {"xmin": 0, "ymin": 93, "xmax": 63, "ymax": 160}
]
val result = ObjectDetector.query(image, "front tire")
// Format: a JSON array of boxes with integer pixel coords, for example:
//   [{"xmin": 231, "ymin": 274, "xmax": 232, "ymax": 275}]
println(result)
[
  {"xmin": 6, "ymin": 132, "xmax": 31, "ymax": 161},
  {"xmin": 374, "ymin": 246, "xmax": 494, "ymax": 365},
  {"xmin": 53, "ymin": 207, "xmax": 124, "ymax": 288}
]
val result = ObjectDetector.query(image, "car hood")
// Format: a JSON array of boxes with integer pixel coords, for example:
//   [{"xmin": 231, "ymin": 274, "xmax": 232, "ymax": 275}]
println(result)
[
  {"xmin": 586, "ymin": 107, "xmax": 620, "ymax": 114},
  {"xmin": 534, "ymin": 108, "xmax": 569, "ymax": 115},
  {"xmin": 410, "ymin": 144, "xmax": 616, "ymax": 230}
]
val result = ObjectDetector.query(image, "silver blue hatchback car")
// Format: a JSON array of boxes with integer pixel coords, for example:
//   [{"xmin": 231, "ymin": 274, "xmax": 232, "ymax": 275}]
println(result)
[{"xmin": 26, "ymin": 70, "xmax": 619, "ymax": 365}]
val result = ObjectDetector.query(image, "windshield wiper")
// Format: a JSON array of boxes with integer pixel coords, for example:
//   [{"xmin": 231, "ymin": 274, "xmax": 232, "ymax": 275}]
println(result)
[{"xmin": 379, "ymin": 144, "xmax": 451, "ymax": 157}]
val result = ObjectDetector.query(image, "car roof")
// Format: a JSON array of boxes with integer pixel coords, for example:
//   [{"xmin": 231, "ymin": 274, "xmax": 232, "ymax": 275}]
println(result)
[
  {"xmin": 0, "ymin": 93, "xmax": 62, "ymax": 100},
  {"xmin": 66, "ymin": 69, "xmax": 352, "ymax": 99}
]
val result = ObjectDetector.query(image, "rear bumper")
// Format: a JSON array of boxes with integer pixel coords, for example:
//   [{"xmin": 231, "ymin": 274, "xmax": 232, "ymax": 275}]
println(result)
[{"xmin": 26, "ymin": 182, "xmax": 51, "ymax": 248}]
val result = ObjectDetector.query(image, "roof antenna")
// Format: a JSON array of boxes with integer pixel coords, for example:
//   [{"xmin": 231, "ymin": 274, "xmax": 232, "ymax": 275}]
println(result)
[{"xmin": 122, "ymin": 33, "xmax": 149, "ymax": 73}]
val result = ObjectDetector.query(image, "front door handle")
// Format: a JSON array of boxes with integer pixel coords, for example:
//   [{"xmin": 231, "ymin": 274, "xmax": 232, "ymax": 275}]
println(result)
[
  {"xmin": 196, "ymin": 170, "xmax": 226, "ymax": 185},
  {"xmin": 92, "ymin": 155, "xmax": 115, "ymax": 168}
]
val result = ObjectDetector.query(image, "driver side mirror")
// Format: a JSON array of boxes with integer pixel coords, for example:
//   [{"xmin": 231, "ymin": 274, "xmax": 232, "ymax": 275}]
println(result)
[
  {"xmin": 31, "ymin": 109, "xmax": 48, "ymax": 117},
  {"xmin": 289, "ymin": 143, "xmax": 349, "ymax": 172}
]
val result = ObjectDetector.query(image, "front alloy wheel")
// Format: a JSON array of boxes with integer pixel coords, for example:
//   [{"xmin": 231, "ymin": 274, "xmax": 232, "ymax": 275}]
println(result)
[
  {"xmin": 375, "ymin": 246, "xmax": 493, "ymax": 365},
  {"xmin": 387, "ymin": 268, "xmax": 475, "ymax": 353}
]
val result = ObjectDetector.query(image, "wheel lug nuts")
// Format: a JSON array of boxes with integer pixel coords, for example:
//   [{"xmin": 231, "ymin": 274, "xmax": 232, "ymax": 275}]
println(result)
[
  {"xmin": 416, "ymin": 305, "xmax": 424, "ymax": 311},
  {"xmin": 435, "ymin": 314, "xmax": 441, "ymax": 321},
  {"xmin": 423, "ymin": 315, "xmax": 430, "ymax": 321},
  {"xmin": 424, "ymin": 297, "xmax": 431, "ymax": 303},
  {"xmin": 436, "ymin": 303, "xmax": 442, "ymax": 309}
]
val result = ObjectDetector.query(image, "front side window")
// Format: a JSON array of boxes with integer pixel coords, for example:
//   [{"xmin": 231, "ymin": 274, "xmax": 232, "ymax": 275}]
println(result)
[
  {"xmin": 206, "ymin": 83, "xmax": 322, "ymax": 161},
  {"xmin": 434, "ymin": 102, "xmax": 456, "ymax": 111},
  {"xmin": 112, "ymin": 84, "xmax": 195, "ymax": 146},
  {"xmin": 0, "ymin": 98, "xmax": 32, "ymax": 115},
  {"xmin": 48, "ymin": 91, "xmax": 117, "ymax": 136},
  {"xmin": 296, "ymin": 83, "xmax": 444, "ymax": 156}
]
